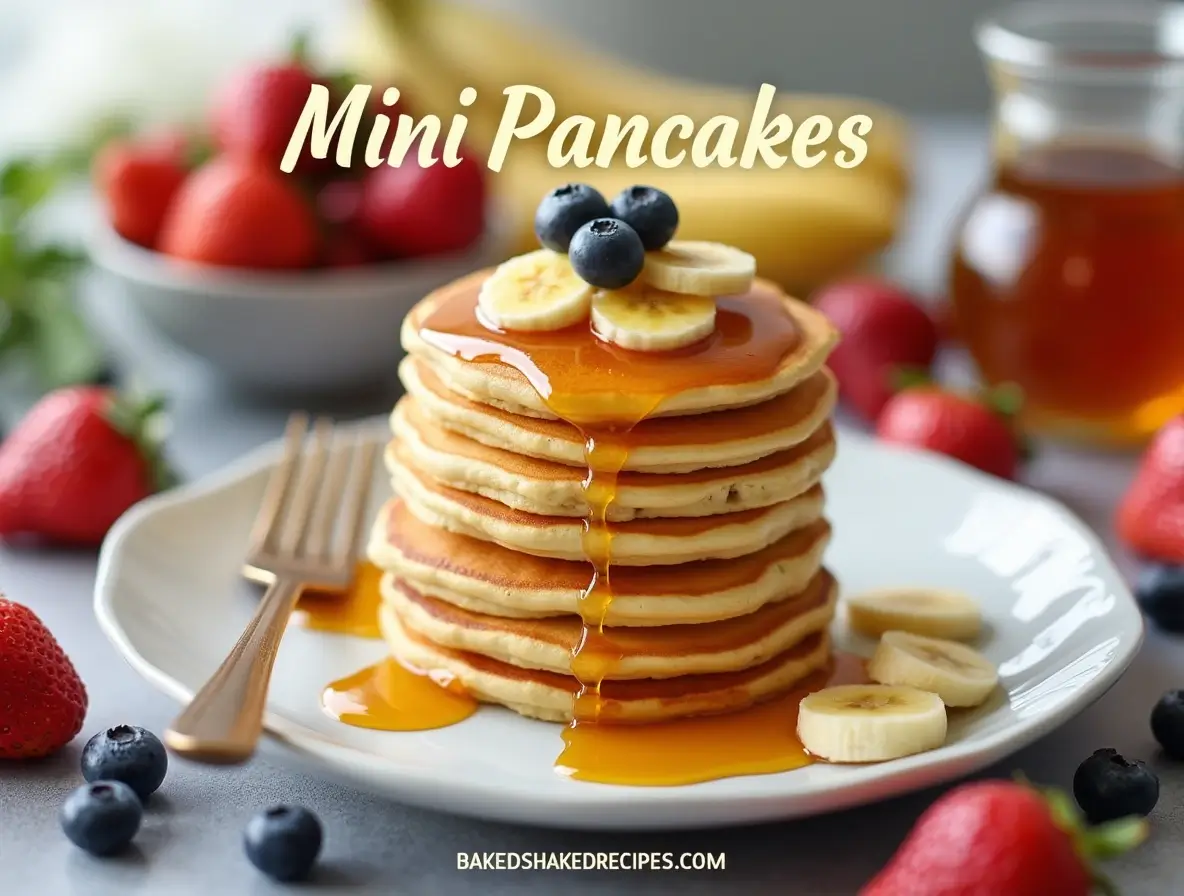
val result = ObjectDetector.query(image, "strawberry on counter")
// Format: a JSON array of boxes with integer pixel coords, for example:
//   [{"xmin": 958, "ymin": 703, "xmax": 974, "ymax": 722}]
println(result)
[
  {"xmin": 1117, "ymin": 415, "xmax": 1184, "ymax": 563},
  {"xmin": 813, "ymin": 278, "xmax": 940, "ymax": 422},
  {"xmin": 875, "ymin": 382, "xmax": 1024, "ymax": 480},
  {"xmin": 861, "ymin": 780, "xmax": 1147, "ymax": 896},
  {"xmin": 0, "ymin": 386, "xmax": 173, "ymax": 547},
  {"xmin": 0, "ymin": 597, "xmax": 88, "ymax": 759}
]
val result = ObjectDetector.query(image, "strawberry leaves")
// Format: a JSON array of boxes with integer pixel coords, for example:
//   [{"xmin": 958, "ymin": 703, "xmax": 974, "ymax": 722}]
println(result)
[{"xmin": 0, "ymin": 156, "xmax": 105, "ymax": 395}]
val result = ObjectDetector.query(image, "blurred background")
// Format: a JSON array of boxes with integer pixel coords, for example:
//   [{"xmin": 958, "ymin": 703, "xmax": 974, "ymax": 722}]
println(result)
[
  {"xmin": 3, "ymin": 0, "xmax": 1182, "ymax": 452},
  {"xmin": 0, "ymin": 0, "xmax": 993, "ymax": 139}
]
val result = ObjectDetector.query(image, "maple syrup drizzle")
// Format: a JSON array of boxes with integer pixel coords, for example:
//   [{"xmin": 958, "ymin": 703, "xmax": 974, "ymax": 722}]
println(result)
[
  {"xmin": 321, "ymin": 275, "xmax": 834, "ymax": 786},
  {"xmin": 293, "ymin": 561, "xmax": 384, "ymax": 639}
]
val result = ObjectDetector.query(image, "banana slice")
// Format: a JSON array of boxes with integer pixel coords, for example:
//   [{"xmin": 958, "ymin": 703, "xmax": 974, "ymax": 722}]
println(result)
[
  {"xmin": 477, "ymin": 249, "xmax": 592, "ymax": 332},
  {"xmin": 591, "ymin": 286, "xmax": 716, "ymax": 351},
  {"xmin": 797, "ymin": 684, "xmax": 947, "ymax": 763},
  {"xmin": 845, "ymin": 587, "xmax": 982, "ymax": 641},
  {"xmin": 868, "ymin": 631, "xmax": 998, "ymax": 708},
  {"xmin": 641, "ymin": 241, "xmax": 756, "ymax": 296}
]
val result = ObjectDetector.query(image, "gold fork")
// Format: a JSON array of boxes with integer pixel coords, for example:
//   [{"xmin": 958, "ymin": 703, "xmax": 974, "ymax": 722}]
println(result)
[{"xmin": 164, "ymin": 413, "xmax": 378, "ymax": 764}]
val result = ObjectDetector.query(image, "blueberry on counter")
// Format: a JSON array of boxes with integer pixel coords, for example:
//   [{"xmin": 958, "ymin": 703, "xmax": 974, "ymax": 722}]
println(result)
[
  {"xmin": 534, "ymin": 183, "xmax": 610, "ymax": 253},
  {"xmin": 60, "ymin": 781, "xmax": 142, "ymax": 856},
  {"xmin": 1072, "ymin": 748, "xmax": 1159, "ymax": 823},
  {"xmin": 569, "ymin": 218, "xmax": 646, "ymax": 290},
  {"xmin": 1151, "ymin": 690, "xmax": 1184, "ymax": 759},
  {"xmin": 610, "ymin": 185, "xmax": 679, "ymax": 250},
  {"xmin": 1135, "ymin": 563, "xmax": 1184, "ymax": 633},
  {"xmin": 244, "ymin": 805, "xmax": 324, "ymax": 882},
  {"xmin": 81, "ymin": 725, "xmax": 168, "ymax": 801}
]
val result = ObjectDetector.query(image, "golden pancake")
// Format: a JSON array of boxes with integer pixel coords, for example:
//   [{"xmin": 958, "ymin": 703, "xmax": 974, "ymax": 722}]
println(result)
[
  {"xmin": 391, "ymin": 454, "xmax": 827, "ymax": 565},
  {"xmin": 402, "ymin": 273, "xmax": 838, "ymax": 420},
  {"xmin": 398, "ymin": 358, "xmax": 838, "ymax": 473},
  {"xmin": 384, "ymin": 571, "xmax": 836, "ymax": 680},
  {"xmin": 367, "ymin": 500, "xmax": 832, "ymax": 625},
  {"xmin": 381, "ymin": 602, "xmax": 833, "ymax": 723},
  {"xmin": 390, "ymin": 398, "xmax": 836, "ymax": 520}
]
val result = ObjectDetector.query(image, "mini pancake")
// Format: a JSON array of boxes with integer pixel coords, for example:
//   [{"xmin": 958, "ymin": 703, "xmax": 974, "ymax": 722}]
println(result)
[
  {"xmin": 367, "ymin": 500, "xmax": 832, "ymax": 625},
  {"xmin": 383, "ymin": 571, "xmax": 836, "ymax": 680},
  {"xmin": 390, "ymin": 398, "xmax": 837, "ymax": 521},
  {"xmin": 401, "ymin": 272, "xmax": 838, "ymax": 421},
  {"xmin": 381, "ymin": 605, "xmax": 833, "ymax": 723},
  {"xmin": 391, "ymin": 453, "xmax": 827, "ymax": 565},
  {"xmin": 398, "ymin": 358, "xmax": 837, "ymax": 474}
]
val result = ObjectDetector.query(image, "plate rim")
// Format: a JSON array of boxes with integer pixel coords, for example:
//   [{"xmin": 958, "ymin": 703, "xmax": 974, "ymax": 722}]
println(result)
[{"xmin": 94, "ymin": 422, "xmax": 1145, "ymax": 830}]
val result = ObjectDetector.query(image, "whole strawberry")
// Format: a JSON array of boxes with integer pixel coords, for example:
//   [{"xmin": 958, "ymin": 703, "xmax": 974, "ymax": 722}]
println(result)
[
  {"xmin": 0, "ymin": 597, "xmax": 88, "ymax": 759},
  {"xmin": 861, "ymin": 780, "xmax": 1146, "ymax": 896},
  {"xmin": 159, "ymin": 157, "xmax": 320, "ymax": 269},
  {"xmin": 1117, "ymin": 416, "xmax": 1184, "ymax": 562},
  {"xmin": 813, "ymin": 278, "xmax": 940, "ymax": 421},
  {"xmin": 876, "ymin": 382, "xmax": 1023, "ymax": 479},
  {"xmin": 0, "ymin": 387, "xmax": 173, "ymax": 546},
  {"xmin": 358, "ymin": 151, "xmax": 486, "ymax": 259},
  {"xmin": 94, "ymin": 137, "xmax": 189, "ymax": 248},
  {"xmin": 213, "ymin": 60, "xmax": 324, "ymax": 173}
]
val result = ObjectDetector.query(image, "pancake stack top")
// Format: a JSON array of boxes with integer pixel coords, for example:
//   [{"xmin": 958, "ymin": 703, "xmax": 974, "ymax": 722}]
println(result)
[{"xmin": 368, "ymin": 194, "xmax": 840, "ymax": 725}]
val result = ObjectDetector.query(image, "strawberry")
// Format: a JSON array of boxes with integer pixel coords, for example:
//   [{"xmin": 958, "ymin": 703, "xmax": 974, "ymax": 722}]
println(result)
[
  {"xmin": 0, "ymin": 387, "xmax": 173, "ymax": 546},
  {"xmin": 813, "ymin": 278, "xmax": 940, "ymax": 421},
  {"xmin": 861, "ymin": 780, "xmax": 1146, "ymax": 896},
  {"xmin": 358, "ymin": 151, "xmax": 486, "ymax": 259},
  {"xmin": 94, "ymin": 138, "xmax": 189, "ymax": 248},
  {"xmin": 159, "ymin": 157, "xmax": 320, "ymax": 269},
  {"xmin": 0, "ymin": 597, "xmax": 88, "ymax": 759},
  {"xmin": 1117, "ymin": 416, "xmax": 1184, "ymax": 562},
  {"xmin": 213, "ymin": 61, "xmax": 324, "ymax": 173},
  {"xmin": 875, "ymin": 381, "xmax": 1024, "ymax": 480}
]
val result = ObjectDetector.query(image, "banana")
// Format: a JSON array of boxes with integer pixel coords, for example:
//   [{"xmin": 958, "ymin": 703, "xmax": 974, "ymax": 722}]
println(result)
[
  {"xmin": 591, "ymin": 286, "xmax": 715, "ymax": 351},
  {"xmin": 796, "ymin": 684, "xmax": 947, "ymax": 763},
  {"xmin": 351, "ymin": 0, "xmax": 911, "ymax": 293},
  {"xmin": 868, "ymin": 631, "xmax": 998, "ymax": 708},
  {"xmin": 641, "ymin": 241, "xmax": 755, "ymax": 296},
  {"xmin": 477, "ymin": 250, "xmax": 592, "ymax": 332},
  {"xmin": 845, "ymin": 587, "xmax": 983, "ymax": 641}
]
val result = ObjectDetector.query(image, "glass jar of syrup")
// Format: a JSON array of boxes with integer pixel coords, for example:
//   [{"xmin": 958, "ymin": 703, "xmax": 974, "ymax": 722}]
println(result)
[{"xmin": 950, "ymin": 2, "xmax": 1184, "ymax": 446}]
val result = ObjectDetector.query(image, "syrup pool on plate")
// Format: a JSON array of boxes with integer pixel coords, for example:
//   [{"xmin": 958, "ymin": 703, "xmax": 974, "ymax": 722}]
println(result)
[{"xmin": 293, "ymin": 561, "xmax": 384, "ymax": 638}]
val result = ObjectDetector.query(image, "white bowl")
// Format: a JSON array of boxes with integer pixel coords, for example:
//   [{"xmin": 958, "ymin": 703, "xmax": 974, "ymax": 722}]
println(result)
[{"xmin": 87, "ymin": 222, "xmax": 510, "ymax": 393}]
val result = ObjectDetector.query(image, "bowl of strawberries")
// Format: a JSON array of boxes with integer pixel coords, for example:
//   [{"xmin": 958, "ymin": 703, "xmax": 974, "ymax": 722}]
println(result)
[{"xmin": 88, "ymin": 48, "xmax": 506, "ymax": 393}]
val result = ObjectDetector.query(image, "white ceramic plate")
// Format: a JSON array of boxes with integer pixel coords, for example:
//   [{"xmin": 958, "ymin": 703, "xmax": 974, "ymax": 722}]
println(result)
[{"xmin": 94, "ymin": 423, "xmax": 1143, "ymax": 830}]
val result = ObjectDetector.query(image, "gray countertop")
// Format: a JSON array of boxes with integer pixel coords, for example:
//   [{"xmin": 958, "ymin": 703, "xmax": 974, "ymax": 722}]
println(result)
[{"xmin": 3, "ymin": 118, "xmax": 1183, "ymax": 896}]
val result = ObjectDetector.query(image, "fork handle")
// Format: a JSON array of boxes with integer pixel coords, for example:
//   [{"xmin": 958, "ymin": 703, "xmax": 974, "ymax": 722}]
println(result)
[{"xmin": 164, "ymin": 576, "xmax": 304, "ymax": 764}]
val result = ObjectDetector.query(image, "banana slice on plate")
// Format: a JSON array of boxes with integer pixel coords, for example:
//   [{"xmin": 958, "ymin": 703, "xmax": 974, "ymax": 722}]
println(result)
[
  {"xmin": 845, "ymin": 587, "xmax": 982, "ymax": 641},
  {"xmin": 591, "ymin": 286, "xmax": 716, "ymax": 351},
  {"xmin": 797, "ymin": 684, "xmax": 947, "ymax": 763},
  {"xmin": 477, "ymin": 249, "xmax": 592, "ymax": 332},
  {"xmin": 641, "ymin": 241, "xmax": 756, "ymax": 296},
  {"xmin": 868, "ymin": 631, "xmax": 998, "ymax": 708}
]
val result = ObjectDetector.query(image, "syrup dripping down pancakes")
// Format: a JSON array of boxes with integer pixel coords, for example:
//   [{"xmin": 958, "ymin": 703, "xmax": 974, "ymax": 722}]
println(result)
[{"xmin": 366, "ymin": 271, "xmax": 841, "ymax": 727}]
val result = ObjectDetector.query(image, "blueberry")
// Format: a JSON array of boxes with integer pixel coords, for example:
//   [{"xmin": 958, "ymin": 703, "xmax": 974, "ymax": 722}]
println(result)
[
  {"xmin": 1151, "ymin": 690, "xmax": 1184, "ymax": 759},
  {"xmin": 60, "ymin": 781, "xmax": 142, "ymax": 856},
  {"xmin": 569, "ymin": 218, "xmax": 645, "ymax": 289},
  {"xmin": 1072, "ymin": 748, "xmax": 1159, "ymax": 823},
  {"xmin": 244, "ymin": 805, "xmax": 323, "ymax": 882},
  {"xmin": 81, "ymin": 725, "xmax": 168, "ymax": 801},
  {"xmin": 609, "ymin": 185, "xmax": 679, "ymax": 250},
  {"xmin": 1136, "ymin": 564, "xmax": 1184, "ymax": 633},
  {"xmin": 533, "ymin": 183, "xmax": 610, "ymax": 253}
]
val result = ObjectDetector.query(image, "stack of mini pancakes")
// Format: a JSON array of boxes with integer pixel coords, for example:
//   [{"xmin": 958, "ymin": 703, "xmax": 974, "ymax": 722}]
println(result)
[{"xmin": 368, "ymin": 275, "xmax": 841, "ymax": 724}]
